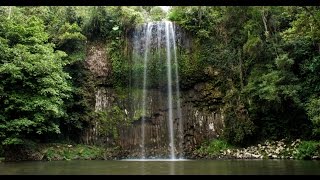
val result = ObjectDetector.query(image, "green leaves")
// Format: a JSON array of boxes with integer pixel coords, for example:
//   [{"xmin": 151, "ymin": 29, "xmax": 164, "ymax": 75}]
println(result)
[
  {"xmin": 2, "ymin": 137, "xmax": 23, "ymax": 145},
  {"xmin": 243, "ymin": 35, "xmax": 262, "ymax": 58},
  {"xmin": 294, "ymin": 140, "xmax": 320, "ymax": 160},
  {"xmin": 149, "ymin": 6, "xmax": 166, "ymax": 21},
  {"xmin": 0, "ymin": 63, "xmax": 23, "ymax": 80},
  {"xmin": 275, "ymin": 54, "xmax": 294, "ymax": 70},
  {"xmin": 305, "ymin": 97, "xmax": 320, "ymax": 137},
  {"xmin": 0, "ymin": 14, "xmax": 71, "ymax": 145},
  {"xmin": 52, "ymin": 22, "xmax": 86, "ymax": 51},
  {"xmin": 169, "ymin": 6, "xmax": 319, "ymax": 143},
  {"xmin": 6, "ymin": 118, "xmax": 35, "ymax": 132}
]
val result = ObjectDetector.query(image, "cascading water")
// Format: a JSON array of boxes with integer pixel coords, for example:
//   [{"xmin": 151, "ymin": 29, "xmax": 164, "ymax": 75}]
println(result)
[
  {"xmin": 165, "ymin": 22, "xmax": 175, "ymax": 159},
  {"xmin": 131, "ymin": 21, "xmax": 183, "ymax": 159},
  {"xmin": 141, "ymin": 23, "xmax": 152, "ymax": 159}
]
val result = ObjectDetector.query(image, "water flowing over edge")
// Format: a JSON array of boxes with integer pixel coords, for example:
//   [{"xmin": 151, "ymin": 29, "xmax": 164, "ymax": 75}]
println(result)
[{"xmin": 131, "ymin": 21, "xmax": 183, "ymax": 160}]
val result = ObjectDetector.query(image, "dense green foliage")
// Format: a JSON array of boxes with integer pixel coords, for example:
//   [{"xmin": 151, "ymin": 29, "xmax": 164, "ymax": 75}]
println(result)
[
  {"xmin": 294, "ymin": 141, "xmax": 320, "ymax": 160},
  {"xmin": 1, "ymin": 6, "xmax": 320, "ymax": 159},
  {"xmin": 169, "ymin": 6, "xmax": 320, "ymax": 145},
  {"xmin": 195, "ymin": 139, "xmax": 233, "ymax": 156},
  {"xmin": 0, "ymin": 10, "xmax": 72, "ymax": 145},
  {"xmin": 43, "ymin": 143, "xmax": 106, "ymax": 161},
  {"xmin": 149, "ymin": 7, "xmax": 167, "ymax": 21}
]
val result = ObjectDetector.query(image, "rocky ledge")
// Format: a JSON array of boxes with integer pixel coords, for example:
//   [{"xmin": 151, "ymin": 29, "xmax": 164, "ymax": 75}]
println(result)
[{"xmin": 191, "ymin": 139, "xmax": 320, "ymax": 160}]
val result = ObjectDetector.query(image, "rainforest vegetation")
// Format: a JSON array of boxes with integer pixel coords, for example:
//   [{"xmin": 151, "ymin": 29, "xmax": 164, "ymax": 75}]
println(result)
[{"xmin": 0, "ymin": 6, "xmax": 320, "ymax": 160}]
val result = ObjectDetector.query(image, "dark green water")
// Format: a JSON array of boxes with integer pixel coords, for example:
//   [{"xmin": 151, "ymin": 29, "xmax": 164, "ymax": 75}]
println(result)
[{"xmin": 0, "ymin": 159, "xmax": 319, "ymax": 175}]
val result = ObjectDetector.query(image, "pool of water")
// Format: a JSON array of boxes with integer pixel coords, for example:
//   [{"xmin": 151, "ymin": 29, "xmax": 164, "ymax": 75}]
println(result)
[{"xmin": 0, "ymin": 159, "xmax": 319, "ymax": 175}]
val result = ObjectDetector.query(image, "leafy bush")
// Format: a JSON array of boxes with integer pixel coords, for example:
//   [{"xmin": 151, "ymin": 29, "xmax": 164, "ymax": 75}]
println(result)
[
  {"xmin": 294, "ymin": 141, "xmax": 320, "ymax": 160},
  {"xmin": 222, "ymin": 95, "xmax": 256, "ymax": 145},
  {"xmin": 196, "ymin": 139, "xmax": 233, "ymax": 156},
  {"xmin": 305, "ymin": 97, "xmax": 320, "ymax": 137},
  {"xmin": 43, "ymin": 143, "xmax": 105, "ymax": 161}
]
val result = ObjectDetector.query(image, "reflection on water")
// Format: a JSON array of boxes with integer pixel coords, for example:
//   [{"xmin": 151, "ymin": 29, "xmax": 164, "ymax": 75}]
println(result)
[
  {"xmin": 0, "ymin": 159, "xmax": 320, "ymax": 175},
  {"xmin": 120, "ymin": 159, "xmax": 191, "ymax": 161},
  {"xmin": 169, "ymin": 161, "xmax": 174, "ymax": 175}
]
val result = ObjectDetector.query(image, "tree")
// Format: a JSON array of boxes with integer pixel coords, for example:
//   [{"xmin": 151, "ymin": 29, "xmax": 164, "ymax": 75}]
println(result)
[
  {"xmin": 149, "ymin": 6, "xmax": 166, "ymax": 21},
  {"xmin": 0, "ymin": 15, "xmax": 72, "ymax": 145}
]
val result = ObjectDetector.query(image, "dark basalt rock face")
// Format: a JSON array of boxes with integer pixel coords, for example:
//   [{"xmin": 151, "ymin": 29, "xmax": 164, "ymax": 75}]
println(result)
[{"xmin": 91, "ymin": 87, "xmax": 224, "ymax": 159}]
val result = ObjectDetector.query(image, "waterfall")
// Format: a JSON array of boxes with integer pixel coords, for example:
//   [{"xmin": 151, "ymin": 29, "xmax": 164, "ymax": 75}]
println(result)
[
  {"xmin": 165, "ymin": 21, "xmax": 175, "ymax": 159},
  {"xmin": 141, "ymin": 23, "xmax": 153, "ymax": 159},
  {"xmin": 131, "ymin": 21, "xmax": 183, "ymax": 159},
  {"xmin": 170, "ymin": 23, "xmax": 183, "ymax": 158}
]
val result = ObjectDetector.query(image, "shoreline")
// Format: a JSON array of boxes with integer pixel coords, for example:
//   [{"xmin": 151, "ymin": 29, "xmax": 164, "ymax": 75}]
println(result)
[{"xmin": 1, "ymin": 139, "xmax": 319, "ymax": 162}]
